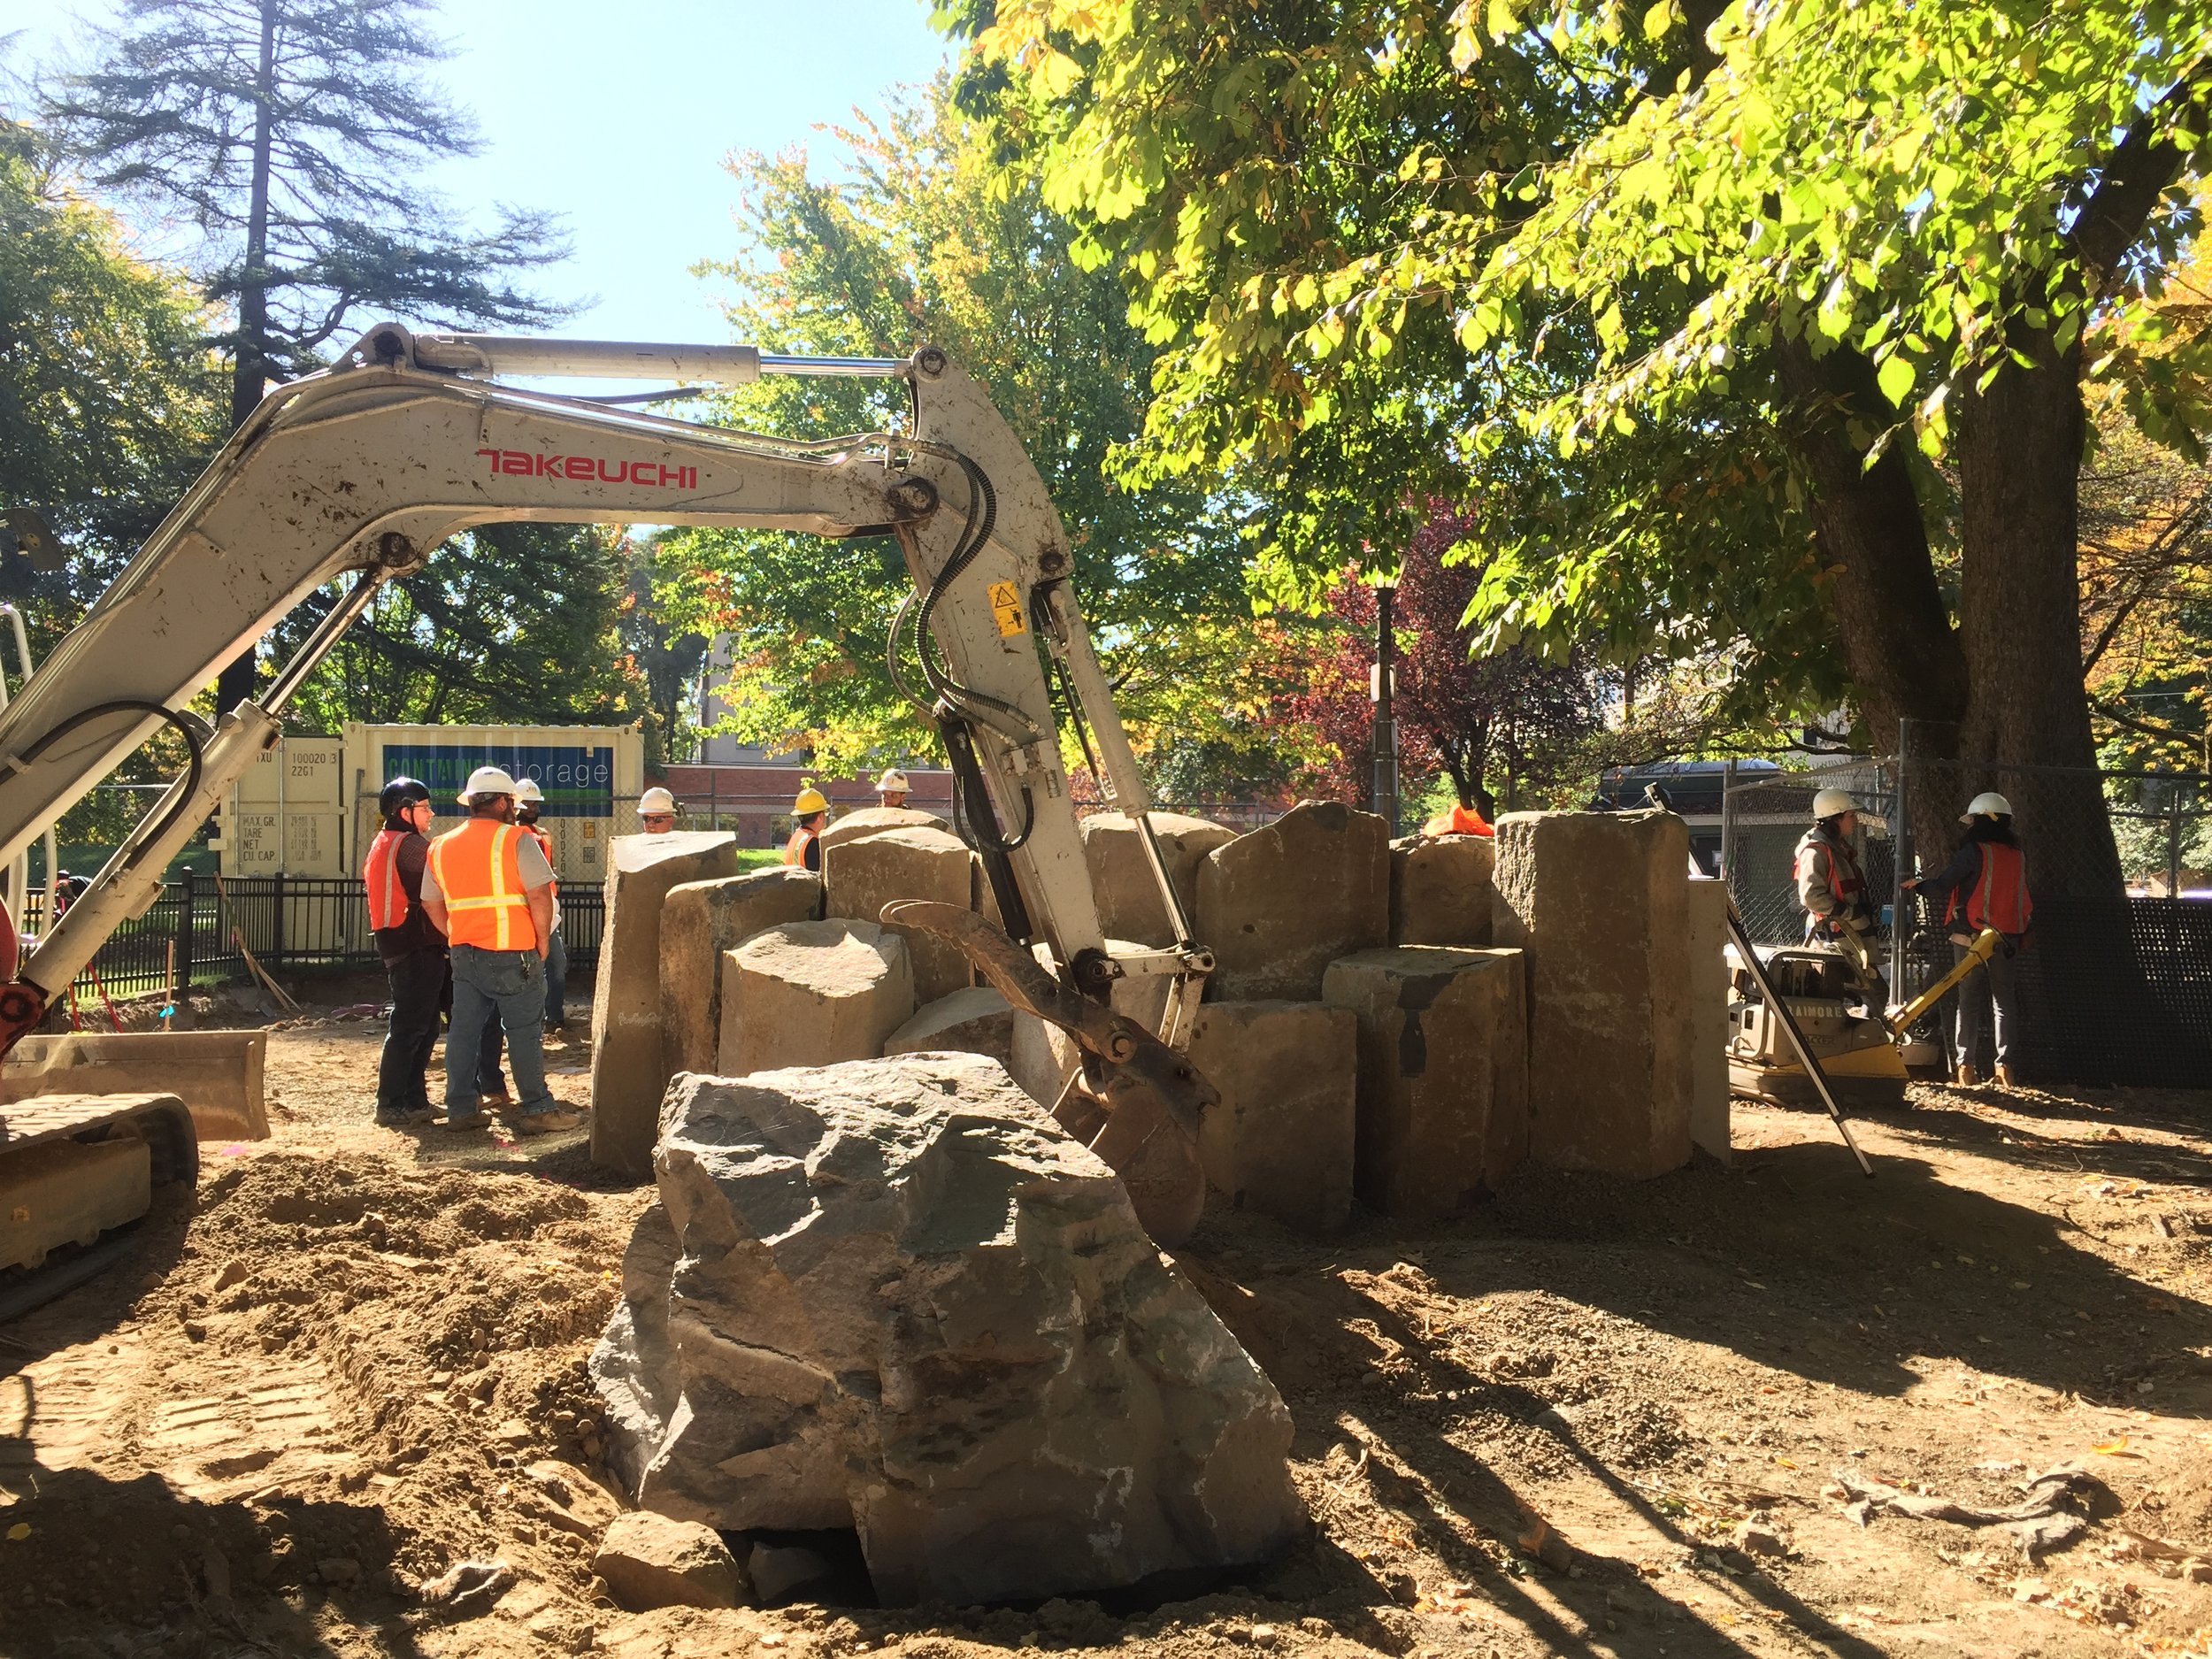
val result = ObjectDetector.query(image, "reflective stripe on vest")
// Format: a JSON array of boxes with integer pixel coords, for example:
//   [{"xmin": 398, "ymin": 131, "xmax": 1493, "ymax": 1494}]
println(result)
[
  {"xmin": 1948, "ymin": 842, "xmax": 2032, "ymax": 933},
  {"xmin": 364, "ymin": 829, "xmax": 411, "ymax": 932},
  {"xmin": 783, "ymin": 826, "xmax": 816, "ymax": 867},
  {"xmin": 427, "ymin": 820, "xmax": 532, "ymax": 949}
]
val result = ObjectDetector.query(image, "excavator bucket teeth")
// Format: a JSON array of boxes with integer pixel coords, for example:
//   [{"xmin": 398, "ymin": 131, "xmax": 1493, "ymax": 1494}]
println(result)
[{"xmin": 882, "ymin": 899, "xmax": 1216, "ymax": 1245}]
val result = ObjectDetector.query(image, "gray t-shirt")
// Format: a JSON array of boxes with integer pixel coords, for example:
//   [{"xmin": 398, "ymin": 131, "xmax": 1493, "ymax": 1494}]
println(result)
[{"xmin": 418, "ymin": 825, "xmax": 555, "ymax": 905}]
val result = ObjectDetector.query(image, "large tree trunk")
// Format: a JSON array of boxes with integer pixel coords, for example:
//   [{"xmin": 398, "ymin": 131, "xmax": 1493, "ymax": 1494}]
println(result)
[
  {"xmin": 215, "ymin": 0, "xmax": 280, "ymax": 718},
  {"xmin": 1952, "ymin": 342, "xmax": 2125, "ymax": 899},
  {"xmin": 1775, "ymin": 337, "xmax": 1970, "ymax": 862}
]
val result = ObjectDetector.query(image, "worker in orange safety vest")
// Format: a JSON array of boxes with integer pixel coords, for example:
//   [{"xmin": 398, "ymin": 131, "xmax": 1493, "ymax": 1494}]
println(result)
[
  {"xmin": 784, "ymin": 783, "xmax": 830, "ymax": 873},
  {"xmin": 365, "ymin": 776, "xmax": 442, "ymax": 1126},
  {"xmin": 1793, "ymin": 787, "xmax": 1886, "ymax": 1006},
  {"xmin": 1904, "ymin": 790, "xmax": 2032, "ymax": 1088},
  {"xmin": 419, "ymin": 765, "xmax": 581, "ymax": 1137},
  {"xmin": 1420, "ymin": 799, "xmax": 1494, "ymax": 838}
]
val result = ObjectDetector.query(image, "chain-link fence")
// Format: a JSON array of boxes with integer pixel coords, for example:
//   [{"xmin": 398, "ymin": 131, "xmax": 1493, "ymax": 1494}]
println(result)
[{"xmin": 1723, "ymin": 754, "xmax": 2212, "ymax": 1087}]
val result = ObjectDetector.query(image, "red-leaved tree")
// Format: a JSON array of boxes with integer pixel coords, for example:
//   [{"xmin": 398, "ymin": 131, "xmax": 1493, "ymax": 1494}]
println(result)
[{"xmin": 1276, "ymin": 507, "xmax": 1599, "ymax": 813}]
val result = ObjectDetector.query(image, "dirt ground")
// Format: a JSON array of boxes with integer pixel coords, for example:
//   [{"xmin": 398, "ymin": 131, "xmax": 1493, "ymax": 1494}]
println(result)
[{"xmin": 6, "ymin": 1006, "xmax": 2212, "ymax": 1659}]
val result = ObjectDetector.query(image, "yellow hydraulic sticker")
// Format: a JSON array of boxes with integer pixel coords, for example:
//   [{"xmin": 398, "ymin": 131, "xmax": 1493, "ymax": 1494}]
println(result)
[{"xmin": 987, "ymin": 580, "xmax": 1028, "ymax": 637}]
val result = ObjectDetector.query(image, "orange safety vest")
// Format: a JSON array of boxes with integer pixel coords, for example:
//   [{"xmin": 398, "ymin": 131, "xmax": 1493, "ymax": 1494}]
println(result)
[
  {"xmin": 783, "ymin": 826, "xmax": 818, "ymax": 868},
  {"xmin": 1422, "ymin": 803, "xmax": 1494, "ymax": 838},
  {"xmin": 426, "ymin": 818, "xmax": 535, "ymax": 950},
  {"xmin": 363, "ymin": 828, "xmax": 413, "ymax": 932},
  {"xmin": 1796, "ymin": 831, "xmax": 1864, "ymax": 907},
  {"xmin": 1947, "ymin": 842, "xmax": 2032, "ymax": 933}
]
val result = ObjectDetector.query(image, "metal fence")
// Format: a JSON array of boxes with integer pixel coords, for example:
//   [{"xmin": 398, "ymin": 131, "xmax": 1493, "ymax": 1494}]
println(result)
[
  {"xmin": 19, "ymin": 873, "xmax": 608, "ymax": 1006},
  {"xmin": 1723, "ymin": 754, "xmax": 2212, "ymax": 1087}
]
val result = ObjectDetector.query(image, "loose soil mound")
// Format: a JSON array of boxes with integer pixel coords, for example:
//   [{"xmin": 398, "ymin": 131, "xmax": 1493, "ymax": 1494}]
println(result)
[{"xmin": 4, "ymin": 1023, "xmax": 2212, "ymax": 1659}]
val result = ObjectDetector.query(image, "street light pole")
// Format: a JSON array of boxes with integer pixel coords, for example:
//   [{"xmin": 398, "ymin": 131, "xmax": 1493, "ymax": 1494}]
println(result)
[{"xmin": 1371, "ymin": 583, "xmax": 1399, "ymax": 834}]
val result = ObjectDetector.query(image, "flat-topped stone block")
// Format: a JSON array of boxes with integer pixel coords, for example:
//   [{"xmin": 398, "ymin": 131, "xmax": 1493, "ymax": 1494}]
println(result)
[
  {"xmin": 1323, "ymin": 945, "xmax": 1528, "ymax": 1216},
  {"xmin": 825, "ymin": 826, "xmax": 975, "ymax": 1003},
  {"xmin": 1187, "ymin": 1000, "xmax": 1357, "ymax": 1234},
  {"xmin": 1079, "ymin": 811, "xmax": 1236, "ymax": 947},
  {"xmin": 659, "ymin": 868, "xmax": 821, "ymax": 1076},
  {"xmin": 1390, "ymin": 833, "xmax": 1495, "ymax": 948},
  {"xmin": 1195, "ymin": 801, "xmax": 1390, "ymax": 1001},
  {"xmin": 883, "ymin": 986, "xmax": 1015, "ymax": 1071},
  {"xmin": 718, "ymin": 918, "xmax": 914, "ymax": 1077},
  {"xmin": 1492, "ymin": 810, "xmax": 1694, "ymax": 1179},
  {"xmin": 590, "ymin": 831, "xmax": 741, "ymax": 1177}
]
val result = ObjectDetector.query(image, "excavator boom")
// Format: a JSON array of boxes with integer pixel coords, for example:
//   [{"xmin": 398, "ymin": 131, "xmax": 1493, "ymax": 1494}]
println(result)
[{"xmin": 0, "ymin": 323, "xmax": 1216, "ymax": 1248}]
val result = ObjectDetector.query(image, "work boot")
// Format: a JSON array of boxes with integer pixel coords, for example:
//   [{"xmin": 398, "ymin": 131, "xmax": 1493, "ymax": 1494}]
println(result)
[
  {"xmin": 1955, "ymin": 1063, "xmax": 1979, "ymax": 1087},
  {"xmin": 511, "ymin": 1108, "xmax": 584, "ymax": 1136},
  {"xmin": 373, "ymin": 1106, "xmax": 435, "ymax": 1128},
  {"xmin": 442, "ymin": 1110, "xmax": 488, "ymax": 1133},
  {"xmin": 1993, "ymin": 1064, "xmax": 2016, "ymax": 1088}
]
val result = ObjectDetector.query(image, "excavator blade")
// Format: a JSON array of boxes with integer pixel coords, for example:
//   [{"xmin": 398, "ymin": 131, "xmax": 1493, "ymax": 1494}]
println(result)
[{"xmin": 882, "ymin": 900, "xmax": 1215, "ymax": 1246}]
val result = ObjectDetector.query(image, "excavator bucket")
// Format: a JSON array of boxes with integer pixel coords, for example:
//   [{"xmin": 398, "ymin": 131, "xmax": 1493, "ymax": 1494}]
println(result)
[
  {"xmin": 0, "ymin": 1031, "xmax": 268, "ymax": 1144},
  {"xmin": 884, "ymin": 900, "xmax": 1217, "ymax": 1247}
]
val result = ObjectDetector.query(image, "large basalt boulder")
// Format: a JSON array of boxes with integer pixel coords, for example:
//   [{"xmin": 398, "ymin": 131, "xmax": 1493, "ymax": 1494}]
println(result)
[
  {"xmin": 590, "ymin": 832, "xmax": 741, "ymax": 1177},
  {"xmin": 824, "ymin": 826, "xmax": 976, "ymax": 1002},
  {"xmin": 818, "ymin": 805, "xmax": 951, "ymax": 852},
  {"xmin": 591, "ymin": 1053, "xmax": 1303, "ymax": 1606},
  {"xmin": 1686, "ymin": 878, "xmax": 1732, "ymax": 1163},
  {"xmin": 883, "ymin": 986, "xmax": 1014, "ymax": 1070},
  {"xmin": 1390, "ymin": 833, "xmax": 1495, "ymax": 948},
  {"xmin": 1195, "ymin": 802, "xmax": 1389, "ymax": 1001},
  {"xmin": 717, "ymin": 920, "xmax": 913, "ymax": 1077},
  {"xmin": 1187, "ymin": 1001, "xmax": 1357, "ymax": 1234},
  {"xmin": 1322, "ymin": 946, "xmax": 1528, "ymax": 1216},
  {"xmin": 1079, "ymin": 811, "xmax": 1236, "ymax": 947},
  {"xmin": 659, "ymin": 868, "xmax": 821, "ymax": 1076},
  {"xmin": 1492, "ymin": 810, "xmax": 1694, "ymax": 1179}
]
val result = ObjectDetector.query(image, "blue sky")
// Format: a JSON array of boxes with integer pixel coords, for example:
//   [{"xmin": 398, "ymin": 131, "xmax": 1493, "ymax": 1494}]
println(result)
[{"xmin": 5, "ymin": 0, "xmax": 952, "ymax": 349}]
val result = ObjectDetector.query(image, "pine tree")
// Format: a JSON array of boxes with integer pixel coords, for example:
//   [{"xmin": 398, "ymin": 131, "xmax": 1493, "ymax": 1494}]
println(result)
[{"xmin": 42, "ymin": 0, "xmax": 570, "ymax": 712}]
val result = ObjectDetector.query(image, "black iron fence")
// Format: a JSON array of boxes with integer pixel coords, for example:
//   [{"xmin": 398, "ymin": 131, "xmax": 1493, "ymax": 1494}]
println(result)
[
  {"xmin": 18, "ymin": 873, "xmax": 608, "ymax": 1006},
  {"xmin": 1723, "ymin": 755, "xmax": 2212, "ymax": 1087}
]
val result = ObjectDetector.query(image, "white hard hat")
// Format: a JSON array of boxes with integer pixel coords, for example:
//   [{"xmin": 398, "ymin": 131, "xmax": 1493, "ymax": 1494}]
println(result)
[
  {"xmin": 639, "ymin": 786, "xmax": 677, "ymax": 815},
  {"xmin": 874, "ymin": 768, "xmax": 911, "ymax": 795},
  {"xmin": 1811, "ymin": 787, "xmax": 1859, "ymax": 820},
  {"xmin": 1962, "ymin": 790, "xmax": 2013, "ymax": 823},
  {"xmin": 458, "ymin": 764, "xmax": 518, "ymax": 803},
  {"xmin": 513, "ymin": 777, "xmax": 544, "ymax": 804}
]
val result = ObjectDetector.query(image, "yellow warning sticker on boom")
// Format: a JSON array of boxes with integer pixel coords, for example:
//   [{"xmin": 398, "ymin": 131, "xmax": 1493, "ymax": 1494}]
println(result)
[{"xmin": 987, "ymin": 580, "xmax": 1028, "ymax": 637}]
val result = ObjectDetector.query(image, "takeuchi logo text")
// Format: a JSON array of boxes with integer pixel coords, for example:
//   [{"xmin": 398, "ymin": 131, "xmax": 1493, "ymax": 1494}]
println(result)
[{"xmin": 475, "ymin": 449, "xmax": 699, "ymax": 489}]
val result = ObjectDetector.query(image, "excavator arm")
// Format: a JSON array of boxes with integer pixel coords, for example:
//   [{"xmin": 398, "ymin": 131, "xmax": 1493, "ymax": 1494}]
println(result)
[{"xmin": 0, "ymin": 323, "xmax": 1216, "ymax": 1238}]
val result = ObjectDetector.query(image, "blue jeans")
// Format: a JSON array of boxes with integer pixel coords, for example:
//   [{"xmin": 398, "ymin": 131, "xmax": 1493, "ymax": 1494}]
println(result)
[
  {"xmin": 446, "ymin": 945, "xmax": 557, "ymax": 1120},
  {"xmin": 1954, "ymin": 935, "xmax": 2021, "ymax": 1072},
  {"xmin": 543, "ymin": 926, "xmax": 568, "ymax": 1025}
]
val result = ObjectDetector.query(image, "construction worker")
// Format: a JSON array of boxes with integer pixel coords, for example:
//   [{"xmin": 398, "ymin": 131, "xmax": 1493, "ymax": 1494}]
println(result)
[
  {"xmin": 638, "ymin": 785, "xmax": 678, "ymax": 834},
  {"xmin": 875, "ymin": 768, "xmax": 912, "ymax": 810},
  {"xmin": 1421, "ymin": 796, "xmax": 1494, "ymax": 837},
  {"xmin": 514, "ymin": 778, "xmax": 568, "ymax": 1031},
  {"xmin": 784, "ymin": 783, "xmax": 830, "ymax": 873},
  {"xmin": 1795, "ymin": 787, "xmax": 1885, "ymax": 1005},
  {"xmin": 365, "ymin": 777, "xmax": 442, "ymax": 1126},
  {"xmin": 1904, "ymin": 791, "xmax": 2032, "ymax": 1087},
  {"xmin": 418, "ymin": 765, "xmax": 581, "ymax": 1136}
]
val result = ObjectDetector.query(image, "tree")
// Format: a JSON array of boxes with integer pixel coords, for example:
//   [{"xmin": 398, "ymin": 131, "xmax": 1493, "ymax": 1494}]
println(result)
[
  {"xmin": 43, "ymin": 0, "xmax": 569, "ymax": 712},
  {"xmin": 268, "ymin": 523, "xmax": 646, "ymax": 734},
  {"xmin": 666, "ymin": 75, "xmax": 1256, "ymax": 779},
  {"xmin": 0, "ymin": 115, "xmax": 226, "ymax": 865},
  {"xmin": 958, "ymin": 1, "xmax": 2212, "ymax": 895},
  {"xmin": 1271, "ymin": 506, "xmax": 1599, "ymax": 811},
  {"xmin": 0, "ymin": 117, "xmax": 223, "ymax": 651}
]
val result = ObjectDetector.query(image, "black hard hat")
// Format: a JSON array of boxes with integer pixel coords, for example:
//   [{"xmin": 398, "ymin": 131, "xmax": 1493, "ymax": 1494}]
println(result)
[{"xmin": 379, "ymin": 776, "xmax": 432, "ymax": 818}]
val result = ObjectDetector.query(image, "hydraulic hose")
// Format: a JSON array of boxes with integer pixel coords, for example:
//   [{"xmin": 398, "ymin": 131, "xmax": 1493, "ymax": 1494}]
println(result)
[{"xmin": 0, "ymin": 700, "xmax": 209, "ymax": 855}]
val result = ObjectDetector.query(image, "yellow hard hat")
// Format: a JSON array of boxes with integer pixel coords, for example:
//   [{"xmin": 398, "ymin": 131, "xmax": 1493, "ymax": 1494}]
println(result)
[{"xmin": 793, "ymin": 784, "xmax": 829, "ymax": 816}]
